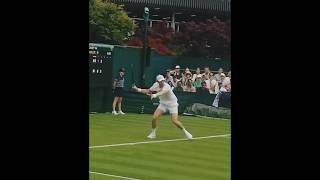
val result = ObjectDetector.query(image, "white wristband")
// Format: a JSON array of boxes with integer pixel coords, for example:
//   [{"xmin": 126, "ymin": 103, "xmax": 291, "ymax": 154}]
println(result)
[{"xmin": 137, "ymin": 88, "xmax": 142, "ymax": 92}]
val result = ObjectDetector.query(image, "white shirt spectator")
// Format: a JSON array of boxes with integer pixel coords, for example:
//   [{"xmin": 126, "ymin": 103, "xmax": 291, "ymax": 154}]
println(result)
[
  {"xmin": 204, "ymin": 74, "xmax": 211, "ymax": 92},
  {"xmin": 220, "ymin": 76, "xmax": 231, "ymax": 92},
  {"xmin": 209, "ymin": 78, "xmax": 217, "ymax": 94}
]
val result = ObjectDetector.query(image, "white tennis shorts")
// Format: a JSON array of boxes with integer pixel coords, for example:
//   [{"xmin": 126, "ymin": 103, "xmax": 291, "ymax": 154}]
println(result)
[{"xmin": 157, "ymin": 103, "xmax": 178, "ymax": 114}]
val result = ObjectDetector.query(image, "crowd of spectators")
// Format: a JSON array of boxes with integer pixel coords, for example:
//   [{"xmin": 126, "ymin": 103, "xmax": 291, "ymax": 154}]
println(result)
[{"xmin": 164, "ymin": 65, "xmax": 231, "ymax": 95}]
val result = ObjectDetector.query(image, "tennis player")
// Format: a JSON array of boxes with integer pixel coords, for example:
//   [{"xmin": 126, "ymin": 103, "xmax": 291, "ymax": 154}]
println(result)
[{"xmin": 132, "ymin": 75, "xmax": 193, "ymax": 139}]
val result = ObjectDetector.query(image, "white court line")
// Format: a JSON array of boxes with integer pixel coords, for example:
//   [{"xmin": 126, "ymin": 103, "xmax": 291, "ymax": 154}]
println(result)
[
  {"xmin": 89, "ymin": 134, "xmax": 230, "ymax": 149},
  {"xmin": 89, "ymin": 171, "xmax": 141, "ymax": 180}
]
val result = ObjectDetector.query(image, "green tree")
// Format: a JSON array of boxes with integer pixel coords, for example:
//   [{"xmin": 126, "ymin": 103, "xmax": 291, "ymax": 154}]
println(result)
[{"xmin": 89, "ymin": 0, "xmax": 136, "ymax": 44}]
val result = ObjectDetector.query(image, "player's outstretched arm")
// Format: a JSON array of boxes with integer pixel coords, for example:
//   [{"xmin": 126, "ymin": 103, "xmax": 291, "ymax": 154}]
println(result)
[{"xmin": 132, "ymin": 85, "xmax": 151, "ymax": 95}]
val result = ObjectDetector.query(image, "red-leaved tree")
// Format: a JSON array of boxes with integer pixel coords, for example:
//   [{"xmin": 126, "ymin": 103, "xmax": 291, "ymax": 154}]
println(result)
[
  {"xmin": 127, "ymin": 21, "xmax": 176, "ymax": 56},
  {"xmin": 171, "ymin": 17, "xmax": 230, "ymax": 57},
  {"xmin": 127, "ymin": 17, "xmax": 231, "ymax": 57}
]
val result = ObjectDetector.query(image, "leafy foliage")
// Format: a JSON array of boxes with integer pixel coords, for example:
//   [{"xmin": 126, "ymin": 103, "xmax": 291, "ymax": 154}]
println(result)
[{"xmin": 89, "ymin": 0, "xmax": 137, "ymax": 44}]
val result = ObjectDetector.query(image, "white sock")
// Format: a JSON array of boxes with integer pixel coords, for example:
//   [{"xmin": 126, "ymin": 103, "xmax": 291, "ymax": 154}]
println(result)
[
  {"xmin": 152, "ymin": 128, "xmax": 156, "ymax": 134},
  {"xmin": 182, "ymin": 128, "xmax": 188, "ymax": 134}
]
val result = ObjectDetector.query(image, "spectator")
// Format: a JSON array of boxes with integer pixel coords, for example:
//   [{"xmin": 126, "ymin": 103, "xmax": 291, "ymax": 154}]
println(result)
[
  {"xmin": 192, "ymin": 67, "xmax": 201, "ymax": 82},
  {"xmin": 204, "ymin": 74, "xmax": 211, "ymax": 92},
  {"xmin": 183, "ymin": 67, "xmax": 191, "ymax": 75},
  {"xmin": 193, "ymin": 74, "xmax": 202, "ymax": 90},
  {"xmin": 214, "ymin": 67, "xmax": 224, "ymax": 84},
  {"xmin": 212, "ymin": 73, "xmax": 231, "ymax": 108},
  {"xmin": 183, "ymin": 79, "xmax": 196, "ymax": 92},
  {"xmin": 183, "ymin": 69, "xmax": 192, "ymax": 85},
  {"xmin": 227, "ymin": 71, "xmax": 231, "ymax": 78},
  {"xmin": 173, "ymin": 81, "xmax": 184, "ymax": 92},
  {"xmin": 165, "ymin": 69, "xmax": 173, "ymax": 86},
  {"xmin": 197, "ymin": 81, "xmax": 210, "ymax": 95},
  {"xmin": 171, "ymin": 75, "xmax": 178, "ymax": 88},
  {"xmin": 210, "ymin": 72, "xmax": 214, "ymax": 78},
  {"xmin": 220, "ymin": 73, "xmax": 231, "ymax": 92},
  {"xmin": 173, "ymin": 65, "xmax": 182, "ymax": 82},
  {"xmin": 209, "ymin": 75, "xmax": 218, "ymax": 94},
  {"xmin": 202, "ymin": 66, "xmax": 211, "ymax": 80}
]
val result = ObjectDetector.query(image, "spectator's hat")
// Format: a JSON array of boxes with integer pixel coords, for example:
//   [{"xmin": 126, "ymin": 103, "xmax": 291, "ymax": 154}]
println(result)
[
  {"xmin": 175, "ymin": 65, "xmax": 180, "ymax": 69},
  {"xmin": 185, "ymin": 71, "xmax": 192, "ymax": 76},
  {"xmin": 119, "ymin": 68, "xmax": 126, "ymax": 72},
  {"xmin": 156, "ymin": 75, "xmax": 165, "ymax": 82}
]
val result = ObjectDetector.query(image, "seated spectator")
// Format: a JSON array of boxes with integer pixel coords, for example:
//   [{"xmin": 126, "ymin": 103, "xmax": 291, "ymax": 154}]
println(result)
[
  {"xmin": 197, "ymin": 81, "xmax": 210, "ymax": 95},
  {"xmin": 165, "ymin": 69, "xmax": 173, "ymax": 85},
  {"xmin": 202, "ymin": 66, "xmax": 211, "ymax": 80},
  {"xmin": 209, "ymin": 76, "xmax": 218, "ymax": 94},
  {"xmin": 193, "ymin": 74, "xmax": 202, "ymax": 90},
  {"xmin": 183, "ymin": 79, "xmax": 196, "ymax": 92},
  {"xmin": 204, "ymin": 74, "xmax": 212, "ymax": 92},
  {"xmin": 183, "ymin": 70, "xmax": 193, "ymax": 85},
  {"xmin": 212, "ymin": 73, "xmax": 231, "ymax": 108},
  {"xmin": 192, "ymin": 67, "xmax": 201, "ymax": 82},
  {"xmin": 214, "ymin": 67, "xmax": 224, "ymax": 84},
  {"xmin": 220, "ymin": 73, "xmax": 231, "ymax": 92},
  {"xmin": 171, "ymin": 75, "xmax": 178, "ymax": 88},
  {"xmin": 181, "ymin": 67, "xmax": 188, "ymax": 85},
  {"xmin": 227, "ymin": 71, "xmax": 231, "ymax": 78},
  {"xmin": 173, "ymin": 65, "xmax": 182, "ymax": 82},
  {"xmin": 210, "ymin": 72, "xmax": 214, "ymax": 80},
  {"xmin": 173, "ymin": 81, "xmax": 184, "ymax": 92}
]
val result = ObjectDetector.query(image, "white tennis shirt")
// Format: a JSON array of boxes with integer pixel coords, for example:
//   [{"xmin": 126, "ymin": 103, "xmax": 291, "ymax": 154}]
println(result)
[{"xmin": 149, "ymin": 82, "xmax": 178, "ymax": 106}]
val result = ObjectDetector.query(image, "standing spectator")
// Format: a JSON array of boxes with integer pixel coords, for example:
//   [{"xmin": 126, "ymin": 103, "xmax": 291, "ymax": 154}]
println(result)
[
  {"xmin": 192, "ymin": 67, "xmax": 201, "ymax": 82},
  {"xmin": 173, "ymin": 81, "xmax": 184, "ymax": 92},
  {"xmin": 183, "ymin": 79, "xmax": 196, "ymax": 92},
  {"xmin": 112, "ymin": 68, "xmax": 126, "ymax": 115},
  {"xmin": 214, "ymin": 67, "xmax": 224, "ymax": 84}
]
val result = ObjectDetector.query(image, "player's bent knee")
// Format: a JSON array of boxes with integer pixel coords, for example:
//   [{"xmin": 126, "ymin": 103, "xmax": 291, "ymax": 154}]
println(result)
[{"xmin": 152, "ymin": 114, "xmax": 159, "ymax": 120}]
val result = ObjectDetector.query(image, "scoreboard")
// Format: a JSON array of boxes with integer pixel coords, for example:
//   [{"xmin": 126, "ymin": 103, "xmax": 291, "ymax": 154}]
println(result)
[
  {"xmin": 89, "ymin": 44, "xmax": 114, "ymax": 112},
  {"xmin": 89, "ymin": 45, "xmax": 113, "ymax": 87}
]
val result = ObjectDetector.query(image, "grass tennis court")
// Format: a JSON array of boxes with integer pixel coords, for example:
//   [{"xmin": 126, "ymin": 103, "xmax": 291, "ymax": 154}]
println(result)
[{"xmin": 90, "ymin": 113, "xmax": 231, "ymax": 180}]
